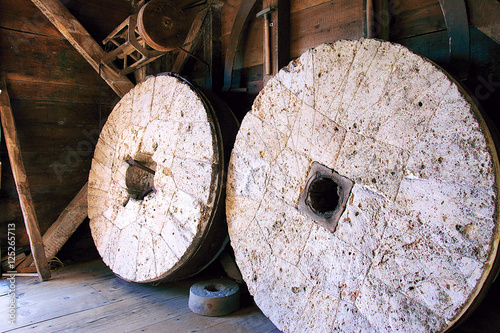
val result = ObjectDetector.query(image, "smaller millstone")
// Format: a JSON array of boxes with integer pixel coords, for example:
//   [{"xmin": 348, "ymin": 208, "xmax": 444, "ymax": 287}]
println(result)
[
  {"xmin": 88, "ymin": 74, "xmax": 230, "ymax": 283},
  {"xmin": 188, "ymin": 279, "xmax": 241, "ymax": 316}
]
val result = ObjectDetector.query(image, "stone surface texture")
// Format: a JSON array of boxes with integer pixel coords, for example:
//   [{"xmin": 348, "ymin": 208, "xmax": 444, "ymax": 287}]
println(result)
[
  {"xmin": 88, "ymin": 74, "xmax": 223, "ymax": 283},
  {"xmin": 226, "ymin": 39, "xmax": 500, "ymax": 332}
]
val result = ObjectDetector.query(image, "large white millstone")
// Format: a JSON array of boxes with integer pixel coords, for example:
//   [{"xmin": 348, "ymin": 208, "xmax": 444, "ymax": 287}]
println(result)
[
  {"xmin": 88, "ymin": 74, "xmax": 230, "ymax": 283},
  {"xmin": 226, "ymin": 39, "xmax": 500, "ymax": 332}
]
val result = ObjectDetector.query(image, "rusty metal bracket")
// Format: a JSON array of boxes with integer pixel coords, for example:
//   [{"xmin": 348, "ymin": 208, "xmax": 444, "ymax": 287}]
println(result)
[
  {"xmin": 439, "ymin": 0, "xmax": 470, "ymax": 80},
  {"xmin": 124, "ymin": 154, "xmax": 156, "ymax": 174}
]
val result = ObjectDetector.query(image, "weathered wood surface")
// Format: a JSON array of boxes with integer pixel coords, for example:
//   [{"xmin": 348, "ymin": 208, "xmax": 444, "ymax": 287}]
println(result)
[
  {"xmin": 88, "ymin": 74, "xmax": 229, "ymax": 283},
  {"xmin": 389, "ymin": 0, "xmax": 446, "ymax": 40},
  {"xmin": 0, "ymin": 78, "xmax": 51, "ymax": 281},
  {"xmin": 171, "ymin": 7, "xmax": 209, "ymax": 74},
  {"xmin": 220, "ymin": 0, "xmax": 365, "ymax": 93},
  {"xmin": 0, "ymin": 259, "xmax": 278, "ymax": 332},
  {"xmin": 20, "ymin": 183, "xmax": 89, "ymax": 270},
  {"xmin": 0, "ymin": 31, "xmax": 104, "ymax": 86},
  {"xmin": 30, "ymin": 0, "xmax": 134, "ymax": 97},
  {"xmin": 466, "ymin": 0, "xmax": 500, "ymax": 45},
  {"xmin": 289, "ymin": 0, "xmax": 365, "ymax": 58},
  {"xmin": 226, "ymin": 39, "xmax": 500, "ymax": 332}
]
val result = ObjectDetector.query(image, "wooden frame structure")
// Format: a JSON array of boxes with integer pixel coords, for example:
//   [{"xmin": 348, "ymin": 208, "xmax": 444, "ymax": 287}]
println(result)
[{"xmin": 0, "ymin": 76, "xmax": 51, "ymax": 281}]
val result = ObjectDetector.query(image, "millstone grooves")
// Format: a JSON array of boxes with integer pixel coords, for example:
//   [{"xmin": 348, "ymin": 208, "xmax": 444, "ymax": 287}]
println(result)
[
  {"xmin": 88, "ymin": 73, "xmax": 229, "ymax": 283},
  {"xmin": 226, "ymin": 38, "xmax": 500, "ymax": 332}
]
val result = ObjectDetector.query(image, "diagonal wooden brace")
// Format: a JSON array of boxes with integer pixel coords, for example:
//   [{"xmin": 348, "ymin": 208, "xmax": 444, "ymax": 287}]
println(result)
[{"xmin": 0, "ymin": 76, "xmax": 51, "ymax": 281}]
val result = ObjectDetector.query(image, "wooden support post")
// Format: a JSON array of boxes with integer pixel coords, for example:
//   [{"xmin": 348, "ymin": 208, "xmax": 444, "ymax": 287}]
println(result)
[
  {"xmin": 0, "ymin": 77, "xmax": 51, "ymax": 281},
  {"xmin": 377, "ymin": 0, "xmax": 390, "ymax": 40},
  {"xmin": 203, "ymin": 3, "xmax": 223, "ymax": 91},
  {"xmin": 30, "ymin": 0, "xmax": 134, "ymax": 97},
  {"xmin": 171, "ymin": 7, "xmax": 209, "ymax": 74},
  {"xmin": 265, "ymin": 0, "xmax": 290, "ymax": 82},
  {"xmin": 366, "ymin": 0, "xmax": 374, "ymax": 38},
  {"xmin": 222, "ymin": 0, "xmax": 258, "ymax": 92},
  {"xmin": 439, "ymin": 0, "xmax": 470, "ymax": 79},
  {"xmin": 367, "ymin": 0, "xmax": 390, "ymax": 40}
]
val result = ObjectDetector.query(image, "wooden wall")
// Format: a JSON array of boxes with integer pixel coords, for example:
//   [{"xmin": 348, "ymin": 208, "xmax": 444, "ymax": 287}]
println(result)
[
  {"xmin": 389, "ymin": 0, "xmax": 500, "ymax": 131},
  {"xmin": 215, "ymin": 0, "xmax": 499, "ymax": 128},
  {"xmin": 0, "ymin": 0, "xmax": 127, "ymax": 257},
  {"xmin": 217, "ymin": 0, "xmax": 366, "ymax": 119}
]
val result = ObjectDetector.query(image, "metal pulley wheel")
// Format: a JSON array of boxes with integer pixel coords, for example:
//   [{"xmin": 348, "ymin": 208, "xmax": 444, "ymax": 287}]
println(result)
[
  {"xmin": 226, "ymin": 38, "xmax": 500, "ymax": 332},
  {"xmin": 137, "ymin": 0, "xmax": 188, "ymax": 52},
  {"xmin": 88, "ymin": 73, "xmax": 238, "ymax": 283}
]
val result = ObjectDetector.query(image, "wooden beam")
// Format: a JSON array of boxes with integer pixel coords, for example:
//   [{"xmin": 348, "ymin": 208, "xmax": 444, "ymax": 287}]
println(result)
[
  {"xmin": 264, "ymin": 0, "xmax": 290, "ymax": 83},
  {"xmin": 369, "ymin": 0, "xmax": 390, "ymax": 40},
  {"xmin": 18, "ymin": 184, "xmax": 89, "ymax": 271},
  {"xmin": 366, "ymin": 0, "xmax": 374, "ymax": 38},
  {"xmin": 0, "ymin": 77, "xmax": 51, "ymax": 281},
  {"xmin": 203, "ymin": 3, "xmax": 223, "ymax": 91},
  {"xmin": 172, "ymin": 7, "xmax": 209, "ymax": 74},
  {"xmin": 30, "ymin": 0, "xmax": 133, "ymax": 98},
  {"xmin": 222, "ymin": 0, "xmax": 258, "ymax": 92}
]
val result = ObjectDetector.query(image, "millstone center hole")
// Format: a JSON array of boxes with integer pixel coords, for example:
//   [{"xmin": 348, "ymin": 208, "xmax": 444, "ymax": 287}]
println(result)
[
  {"xmin": 298, "ymin": 162, "xmax": 354, "ymax": 232},
  {"xmin": 125, "ymin": 153, "xmax": 156, "ymax": 200},
  {"xmin": 307, "ymin": 177, "xmax": 339, "ymax": 217},
  {"xmin": 204, "ymin": 284, "xmax": 221, "ymax": 292}
]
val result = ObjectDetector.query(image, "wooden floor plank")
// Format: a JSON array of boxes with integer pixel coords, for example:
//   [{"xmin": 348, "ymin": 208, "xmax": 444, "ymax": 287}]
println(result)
[
  {"xmin": 9, "ymin": 293, "xmax": 189, "ymax": 332},
  {"xmin": 138, "ymin": 305, "xmax": 280, "ymax": 333},
  {"xmin": 2, "ymin": 261, "xmax": 114, "ymax": 301},
  {"xmin": 0, "ymin": 283, "xmax": 109, "ymax": 331},
  {"xmin": 89, "ymin": 276, "xmax": 191, "ymax": 302},
  {"xmin": 0, "ymin": 260, "xmax": 279, "ymax": 333}
]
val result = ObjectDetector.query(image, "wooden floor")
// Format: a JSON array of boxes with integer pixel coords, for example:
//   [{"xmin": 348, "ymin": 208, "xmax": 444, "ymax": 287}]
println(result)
[
  {"xmin": 0, "ymin": 259, "xmax": 279, "ymax": 333},
  {"xmin": 1, "ymin": 258, "xmax": 499, "ymax": 332}
]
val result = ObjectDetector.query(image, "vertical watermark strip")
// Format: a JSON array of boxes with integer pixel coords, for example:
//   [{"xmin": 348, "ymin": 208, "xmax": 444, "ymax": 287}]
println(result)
[{"xmin": 6, "ymin": 223, "xmax": 16, "ymax": 325}]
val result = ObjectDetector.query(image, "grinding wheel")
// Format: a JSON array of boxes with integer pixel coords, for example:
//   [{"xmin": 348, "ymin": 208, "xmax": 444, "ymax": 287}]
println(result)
[
  {"xmin": 226, "ymin": 39, "xmax": 500, "ymax": 332},
  {"xmin": 189, "ymin": 279, "xmax": 240, "ymax": 316},
  {"xmin": 137, "ymin": 0, "xmax": 188, "ymax": 52},
  {"xmin": 88, "ymin": 73, "xmax": 237, "ymax": 283}
]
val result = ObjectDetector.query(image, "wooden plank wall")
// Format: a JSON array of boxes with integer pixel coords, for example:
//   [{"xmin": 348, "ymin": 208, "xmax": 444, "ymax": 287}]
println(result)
[
  {"xmin": 218, "ymin": 0, "xmax": 366, "ymax": 119},
  {"xmin": 0, "ymin": 0, "xmax": 127, "ymax": 257},
  {"xmin": 389, "ymin": 0, "xmax": 500, "ymax": 130},
  {"xmin": 390, "ymin": 0, "xmax": 449, "ymax": 66},
  {"xmin": 215, "ymin": 0, "xmax": 499, "ymax": 126}
]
